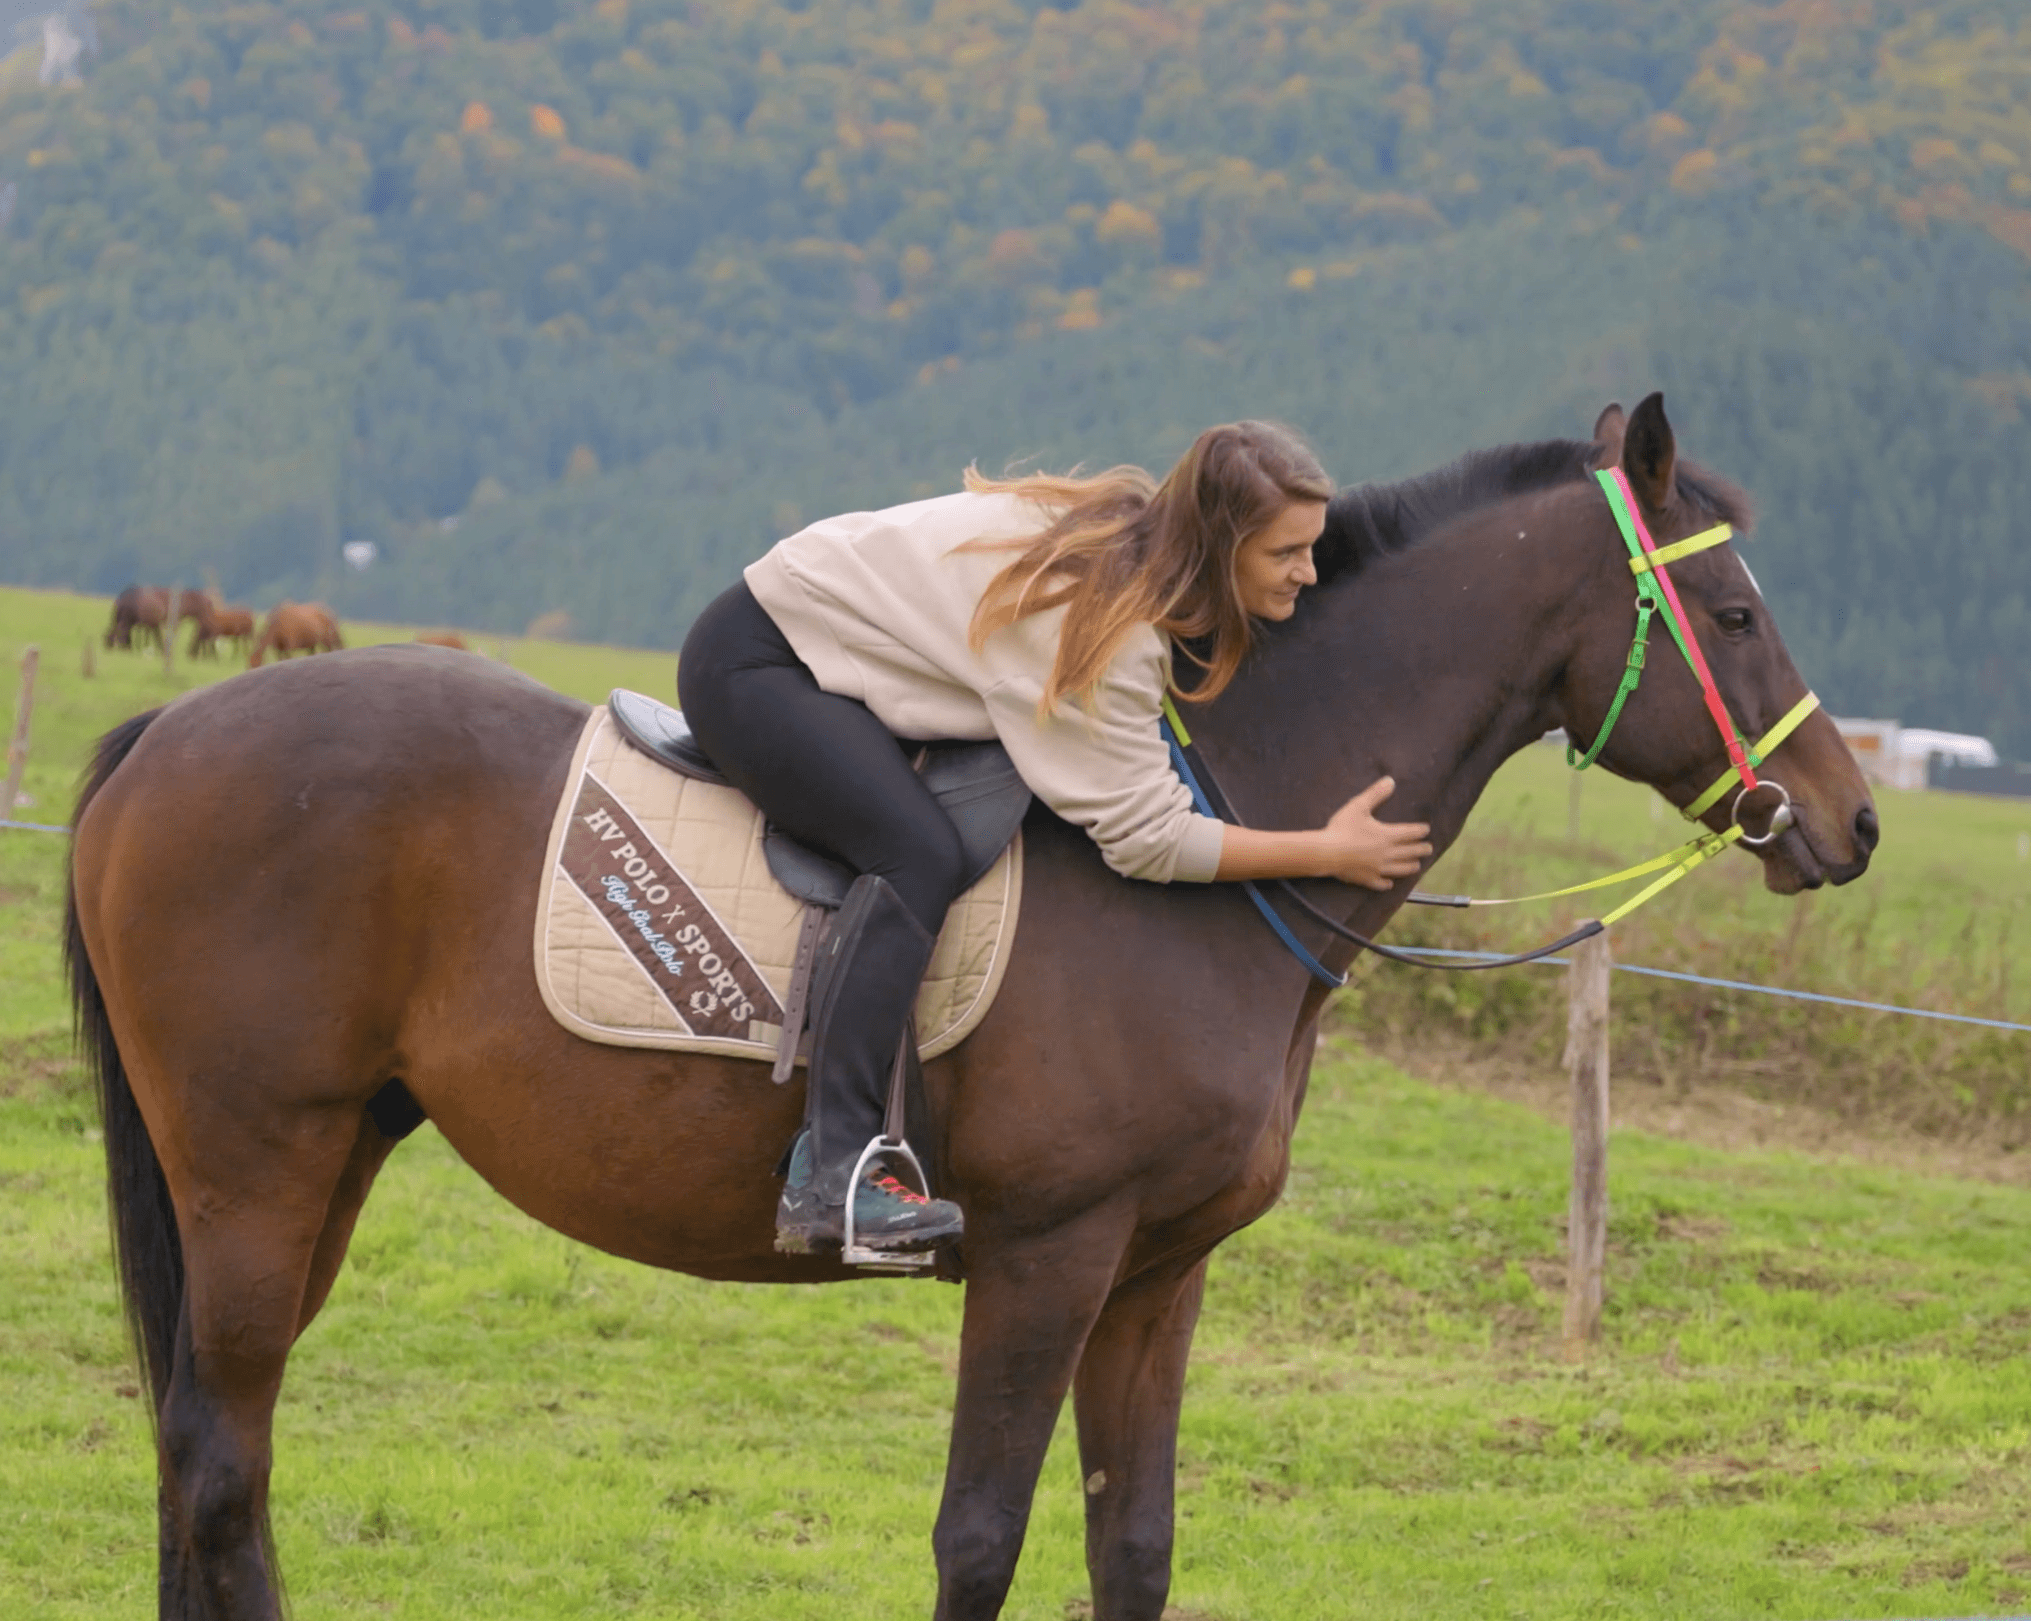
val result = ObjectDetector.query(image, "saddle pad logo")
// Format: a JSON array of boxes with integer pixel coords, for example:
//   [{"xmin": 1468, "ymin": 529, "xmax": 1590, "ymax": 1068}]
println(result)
[{"xmin": 559, "ymin": 775, "xmax": 784, "ymax": 1039}]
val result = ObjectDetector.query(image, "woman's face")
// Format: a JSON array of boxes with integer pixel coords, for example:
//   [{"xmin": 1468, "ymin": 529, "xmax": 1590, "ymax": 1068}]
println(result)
[{"xmin": 1235, "ymin": 499, "xmax": 1326, "ymax": 620}]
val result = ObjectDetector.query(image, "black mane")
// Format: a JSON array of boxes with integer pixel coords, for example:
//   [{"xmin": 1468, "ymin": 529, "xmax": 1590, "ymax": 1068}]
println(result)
[{"xmin": 1316, "ymin": 438, "xmax": 1752, "ymax": 586}]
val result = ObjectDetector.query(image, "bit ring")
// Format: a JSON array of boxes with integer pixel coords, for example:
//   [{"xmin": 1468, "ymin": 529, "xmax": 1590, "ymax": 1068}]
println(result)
[{"xmin": 1731, "ymin": 779, "xmax": 1795, "ymax": 848}]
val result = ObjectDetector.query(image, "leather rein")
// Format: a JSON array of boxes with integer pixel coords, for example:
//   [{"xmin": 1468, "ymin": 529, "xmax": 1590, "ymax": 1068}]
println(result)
[{"xmin": 1161, "ymin": 468, "xmax": 1823, "ymax": 986}]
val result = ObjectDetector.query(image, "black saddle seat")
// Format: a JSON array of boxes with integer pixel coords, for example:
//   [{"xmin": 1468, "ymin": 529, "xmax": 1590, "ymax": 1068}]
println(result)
[{"xmin": 606, "ymin": 689, "xmax": 1031, "ymax": 910}]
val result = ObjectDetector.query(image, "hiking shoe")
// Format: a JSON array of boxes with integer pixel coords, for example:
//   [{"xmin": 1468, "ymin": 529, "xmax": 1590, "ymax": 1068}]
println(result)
[{"xmin": 773, "ymin": 1131, "xmax": 964, "ymax": 1256}]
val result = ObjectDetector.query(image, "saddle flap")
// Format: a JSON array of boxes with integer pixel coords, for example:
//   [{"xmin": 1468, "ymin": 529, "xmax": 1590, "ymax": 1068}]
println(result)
[
  {"xmin": 918, "ymin": 741, "xmax": 1032, "ymax": 891},
  {"xmin": 608, "ymin": 689, "xmax": 1033, "ymax": 908},
  {"xmin": 763, "ymin": 831, "xmax": 855, "ymax": 909},
  {"xmin": 607, "ymin": 689, "xmax": 728, "ymax": 785}
]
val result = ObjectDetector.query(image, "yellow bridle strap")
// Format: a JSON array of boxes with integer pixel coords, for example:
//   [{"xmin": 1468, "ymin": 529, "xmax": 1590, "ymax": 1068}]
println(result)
[
  {"xmin": 1626, "ymin": 523, "xmax": 1733, "ymax": 574},
  {"xmin": 1597, "ymin": 826, "xmax": 1745, "ymax": 926},
  {"xmin": 1458, "ymin": 826, "xmax": 1739, "ymax": 909},
  {"xmin": 1682, "ymin": 690, "xmax": 1822, "ymax": 821}
]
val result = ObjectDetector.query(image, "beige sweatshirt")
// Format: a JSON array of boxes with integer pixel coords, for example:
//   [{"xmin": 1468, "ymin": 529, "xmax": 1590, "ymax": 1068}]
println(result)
[{"xmin": 742, "ymin": 489, "xmax": 1226, "ymax": 884}]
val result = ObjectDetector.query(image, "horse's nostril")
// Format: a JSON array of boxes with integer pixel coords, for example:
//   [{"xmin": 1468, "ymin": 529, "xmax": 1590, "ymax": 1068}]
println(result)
[{"xmin": 1854, "ymin": 804, "xmax": 1880, "ymax": 855}]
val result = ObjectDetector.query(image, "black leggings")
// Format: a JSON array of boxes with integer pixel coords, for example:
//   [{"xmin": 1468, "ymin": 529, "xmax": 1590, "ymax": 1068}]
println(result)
[{"xmin": 677, "ymin": 582, "xmax": 967, "ymax": 936}]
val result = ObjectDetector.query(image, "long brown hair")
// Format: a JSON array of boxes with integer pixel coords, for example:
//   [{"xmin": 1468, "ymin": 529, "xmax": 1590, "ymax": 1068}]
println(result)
[{"xmin": 964, "ymin": 421, "xmax": 1332, "ymax": 711}]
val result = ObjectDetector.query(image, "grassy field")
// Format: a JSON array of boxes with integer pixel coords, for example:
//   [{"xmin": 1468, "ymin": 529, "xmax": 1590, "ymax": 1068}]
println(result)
[
  {"xmin": 8, "ymin": 1043, "xmax": 2031, "ymax": 1619},
  {"xmin": 5, "ymin": 583, "xmax": 2031, "ymax": 1617},
  {"xmin": 1353, "ymin": 728, "xmax": 2031, "ymax": 1137}
]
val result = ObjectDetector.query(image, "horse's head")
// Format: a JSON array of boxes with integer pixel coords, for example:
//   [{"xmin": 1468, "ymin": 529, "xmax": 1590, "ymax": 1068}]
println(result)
[{"xmin": 1561, "ymin": 394, "xmax": 1877, "ymax": 893}]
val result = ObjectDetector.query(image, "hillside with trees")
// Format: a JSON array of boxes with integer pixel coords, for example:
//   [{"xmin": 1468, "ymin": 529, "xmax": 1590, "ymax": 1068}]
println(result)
[{"xmin": 0, "ymin": 0, "xmax": 2025, "ymax": 750}]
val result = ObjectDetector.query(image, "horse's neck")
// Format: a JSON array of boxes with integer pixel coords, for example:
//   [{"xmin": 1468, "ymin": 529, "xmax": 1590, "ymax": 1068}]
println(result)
[{"xmin": 1195, "ymin": 488, "xmax": 1611, "ymax": 864}]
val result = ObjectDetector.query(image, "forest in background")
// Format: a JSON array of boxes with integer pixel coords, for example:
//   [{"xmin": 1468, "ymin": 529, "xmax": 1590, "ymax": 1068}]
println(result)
[{"xmin": 0, "ymin": 0, "xmax": 2024, "ymax": 751}]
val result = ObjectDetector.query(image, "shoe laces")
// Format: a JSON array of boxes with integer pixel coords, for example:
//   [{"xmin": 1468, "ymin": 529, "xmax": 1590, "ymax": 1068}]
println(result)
[{"xmin": 868, "ymin": 1170, "xmax": 931, "ymax": 1206}]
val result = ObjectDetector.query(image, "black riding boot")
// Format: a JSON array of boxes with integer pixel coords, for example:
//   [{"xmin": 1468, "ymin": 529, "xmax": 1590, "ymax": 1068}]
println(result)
[{"xmin": 775, "ymin": 874, "xmax": 965, "ymax": 1256}]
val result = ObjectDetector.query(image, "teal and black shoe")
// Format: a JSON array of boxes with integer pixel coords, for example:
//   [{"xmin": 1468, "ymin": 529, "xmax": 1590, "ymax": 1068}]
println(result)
[{"xmin": 774, "ymin": 1128, "xmax": 965, "ymax": 1255}]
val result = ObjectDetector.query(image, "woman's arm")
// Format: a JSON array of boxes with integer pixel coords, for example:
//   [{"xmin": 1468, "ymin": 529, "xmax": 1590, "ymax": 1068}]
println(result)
[{"xmin": 1214, "ymin": 776, "xmax": 1433, "ymax": 890}]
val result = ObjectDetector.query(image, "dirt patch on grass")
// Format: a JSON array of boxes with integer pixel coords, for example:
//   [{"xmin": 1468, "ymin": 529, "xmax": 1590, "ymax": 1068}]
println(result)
[
  {"xmin": 0, "ymin": 1033, "xmax": 85, "ymax": 1100},
  {"xmin": 1360, "ymin": 1027, "xmax": 2031, "ymax": 1186}
]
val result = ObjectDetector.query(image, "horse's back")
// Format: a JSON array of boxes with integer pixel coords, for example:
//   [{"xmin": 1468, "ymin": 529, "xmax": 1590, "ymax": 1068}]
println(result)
[{"xmin": 75, "ymin": 647, "xmax": 589, "ymax": 947}]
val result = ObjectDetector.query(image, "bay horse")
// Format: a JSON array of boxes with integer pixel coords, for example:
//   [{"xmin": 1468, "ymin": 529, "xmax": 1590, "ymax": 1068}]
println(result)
[
  {"xmin": 104, "ymin": 584, "xmax": 169, "ymax": 651},
  {"xmin": 175, "ymin": 591, "xmax": 221, "ymax": 659},
  {"xmin": 67, "ymin": 397, "xmax": 1877, "ymax": 1621},
  {"xmin": 247, "ymin": 601, "xmax": 343, "ymax": 666},
  {"xmin": 210, "ymin": 605, "xmax": 257, "ymax": 658}
]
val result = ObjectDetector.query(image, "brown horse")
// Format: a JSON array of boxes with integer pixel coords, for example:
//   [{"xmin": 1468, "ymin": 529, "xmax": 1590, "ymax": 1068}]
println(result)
[
  {"xmin": 67, "ymin": 397, "xmax": 1876, "ymax": 1621},
  {"xmin": 175, "ymin": 591, "xmax": 221, "ymax": 658},
  {"xmin": 412, "ymin": 628, "xmax": 469, "ymax": 650},
  {"xmin": 247, "ymin": 601, "xmax": 343, "ymax": 666},
  {"xmin": 104, "ymin": 585, "xmax": 169, "ymax": 651},
  {"xmin": 209, "ymin": 605, "xmax": 257, "ymax": 658}
]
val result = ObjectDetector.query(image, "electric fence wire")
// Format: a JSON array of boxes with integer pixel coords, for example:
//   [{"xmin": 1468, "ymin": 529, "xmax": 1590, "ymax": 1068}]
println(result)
[{"xmin": 1381, "ymin": 948, "xmax": 2031, "ymax": 1034}]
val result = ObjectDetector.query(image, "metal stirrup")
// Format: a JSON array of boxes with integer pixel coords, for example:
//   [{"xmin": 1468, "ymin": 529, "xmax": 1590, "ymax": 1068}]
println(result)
[{"xmin": 839, "ymin": 1136, "xmax": 938, "ymax": 1271}]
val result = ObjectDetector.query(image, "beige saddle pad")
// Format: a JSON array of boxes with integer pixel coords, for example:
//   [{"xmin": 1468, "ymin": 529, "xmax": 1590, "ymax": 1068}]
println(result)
[{"xmin": 534, "ymin": 709, "xmax": 1022, "ymax": 1062}]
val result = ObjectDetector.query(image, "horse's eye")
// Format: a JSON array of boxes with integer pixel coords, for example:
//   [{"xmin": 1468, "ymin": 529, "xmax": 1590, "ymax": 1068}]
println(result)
[{"xmin": 1717, "ymin": 608, "xmax": 1754, "ymax": 636}]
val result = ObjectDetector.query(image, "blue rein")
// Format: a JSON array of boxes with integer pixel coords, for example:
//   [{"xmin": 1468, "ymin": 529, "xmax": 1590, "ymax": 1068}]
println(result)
[{"xmin": 1160, "ymin": 715, "xmax": 1348, "ymax": 989}]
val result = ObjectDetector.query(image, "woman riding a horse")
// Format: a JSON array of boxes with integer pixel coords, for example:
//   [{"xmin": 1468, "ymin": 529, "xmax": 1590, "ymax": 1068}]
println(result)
[{"xmin": 679, "ymin": 421, "xmax": 1435, "ymax": 1258}]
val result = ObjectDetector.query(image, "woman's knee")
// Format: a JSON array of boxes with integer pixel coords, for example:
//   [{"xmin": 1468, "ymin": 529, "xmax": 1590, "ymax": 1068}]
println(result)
[{"xmin": 878, "ymin": 813, "xmax": 968, "ymax": 932}]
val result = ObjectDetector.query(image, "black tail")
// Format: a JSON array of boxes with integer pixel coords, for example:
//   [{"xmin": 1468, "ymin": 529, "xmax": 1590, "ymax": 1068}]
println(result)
[{"xmin": 64, "ymin": 710, "xmax": 184, "ymax": 1412}]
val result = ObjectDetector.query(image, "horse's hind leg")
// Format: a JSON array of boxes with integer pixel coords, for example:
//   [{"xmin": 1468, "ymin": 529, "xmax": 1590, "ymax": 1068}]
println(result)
[
  {"xmin": 295, "ymin": 1101, "xmax": 413, "ymax": 1336},
  {"xmin": 152, "ymin": 1094, "xmax": 365, "ymax": 1621},
  {"xmin": 1071, "ymin": 1257, "xmax": 1210, "ymax": 1621}
]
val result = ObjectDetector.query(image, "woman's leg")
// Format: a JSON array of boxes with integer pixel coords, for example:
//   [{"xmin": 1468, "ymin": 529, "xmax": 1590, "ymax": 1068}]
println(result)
[
  {"xmin": 679, "ymin": 584, "xmax": 967, "ymax": 1253},
  {"xmin": 679, "ymin": 583, "xmax": 965, "ymax": 930}
]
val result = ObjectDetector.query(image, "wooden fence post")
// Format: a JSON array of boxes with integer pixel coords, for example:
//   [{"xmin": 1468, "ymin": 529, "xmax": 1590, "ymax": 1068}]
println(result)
[
  {"xmin": 3, "ymin": 644, "xmax": 40, "ymax": 815},
  {"xmin": 1561, "ymin": 929, "xmax": 1612, "ymax": 1360}
]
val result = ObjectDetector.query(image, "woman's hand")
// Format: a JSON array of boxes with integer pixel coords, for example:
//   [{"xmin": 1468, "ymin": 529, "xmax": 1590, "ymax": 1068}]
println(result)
[
  {"xmin": 1315, "ymin": 777, "xmax": 1433, "ymax": 889},
  {"xmin": 1213, "ymin": 776, "xmax": 1433, "ymax": 889}
]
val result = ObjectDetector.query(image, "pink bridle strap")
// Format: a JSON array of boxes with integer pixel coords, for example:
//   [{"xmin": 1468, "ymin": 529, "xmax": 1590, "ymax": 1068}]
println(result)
[{"xmin": 1600, "ymin": 466, "xmax": 1757, "ymax": 795}]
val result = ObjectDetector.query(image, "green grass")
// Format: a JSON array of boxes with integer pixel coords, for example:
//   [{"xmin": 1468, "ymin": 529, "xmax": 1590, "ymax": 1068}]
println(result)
[
  {"xmin": 1460, "ymin": 744, "xmax": 2031, "ymax": 974},
  {"xmin": 1353, "ymin": 743, "xmax": 2031, "ymax": 1134},
  {"xmin": 6, "ymin": 1046, "xmax": 2031, "ymax": 1618}
]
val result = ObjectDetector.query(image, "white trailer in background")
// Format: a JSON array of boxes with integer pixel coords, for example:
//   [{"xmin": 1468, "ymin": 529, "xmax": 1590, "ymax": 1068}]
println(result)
[{"xmin": 1833, "ymin": 718, "xmax": 1996, "ymax": 791}]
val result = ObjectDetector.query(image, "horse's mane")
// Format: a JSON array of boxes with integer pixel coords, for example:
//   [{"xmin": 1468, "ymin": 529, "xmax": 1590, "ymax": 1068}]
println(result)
[{"xmin": 1316, "ymin": 438, "xmax": 1754, "ymax": 586}]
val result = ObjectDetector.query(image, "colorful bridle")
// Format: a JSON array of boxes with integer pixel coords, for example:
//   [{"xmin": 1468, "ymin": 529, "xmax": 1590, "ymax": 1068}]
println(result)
[
  {"xmin": 1573, "ymin": 466, "xmax": 1819, "ymax": 841},
  {"xmin": 1161, "ymin": 466, "xmax": 1825, "ymax": 985}
]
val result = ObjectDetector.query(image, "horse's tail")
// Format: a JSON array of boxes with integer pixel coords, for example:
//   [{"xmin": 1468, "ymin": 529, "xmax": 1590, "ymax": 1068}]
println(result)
[{"xmin": 65, "ymin": 709, "xmax": 185, "ymax": 1413}]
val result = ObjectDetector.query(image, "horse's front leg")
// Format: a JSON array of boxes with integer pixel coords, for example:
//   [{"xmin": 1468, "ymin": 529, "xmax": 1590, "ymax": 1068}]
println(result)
[
  {"xmin": 932, "ymin": 1204, "xmax": 1134, "ymax": 1621},
  {"xmin": 1070, "ymin": 1255, "xmax": 1209, "ymax": 1621}
]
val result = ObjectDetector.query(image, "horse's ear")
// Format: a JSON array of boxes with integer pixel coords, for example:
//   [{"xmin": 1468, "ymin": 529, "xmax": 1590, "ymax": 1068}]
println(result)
[
  {"xmin": 1591, "ymin": 403, "xmax": 1626, "ymax": 465},
  {"xmin": 1620, "ymin": 392, "xmax": 1675, "ymax": 516}
]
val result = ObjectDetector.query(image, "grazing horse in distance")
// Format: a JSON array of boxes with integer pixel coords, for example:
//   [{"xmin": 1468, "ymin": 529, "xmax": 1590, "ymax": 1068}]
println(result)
[
  {"xmin": 178, "ymin": 592, "xmax": 223, "ymax": 659},
  {"xmin": 413, "ymin": 629, "xmax": 469, "ymax": 651},
  {"xmin": 105, "ymin": 586, "xmax": 169, "ymax": 651},
  {"xmin": 69, "ymin": 397, "xmax": 1880, "ymax": 1621},
  {"xmin": 248, "ymin": 602, "xmax": 344, "ymax": 667},
  {"xmin": 211, "ymin": 605, "xmax": 257, "ymax": 658}
]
